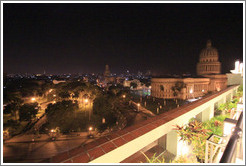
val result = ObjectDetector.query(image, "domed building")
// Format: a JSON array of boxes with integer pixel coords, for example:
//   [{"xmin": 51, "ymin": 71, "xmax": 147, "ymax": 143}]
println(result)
[
  {"xmin": 151, "ymin": 40, "xmax": 228, "ymax": 100},
  {"xmin": 197, "ymin": 40, "xmax": 221, "ymax": 75}
]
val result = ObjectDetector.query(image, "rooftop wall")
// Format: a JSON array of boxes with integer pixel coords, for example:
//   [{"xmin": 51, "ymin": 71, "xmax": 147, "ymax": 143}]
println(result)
[{"xmin": 48, "ymin": 85, "xmax": 239, "ymax": 163}]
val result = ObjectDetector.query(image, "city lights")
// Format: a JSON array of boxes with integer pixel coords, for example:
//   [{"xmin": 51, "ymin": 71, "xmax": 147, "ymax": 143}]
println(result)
[
  {"xmin": 84, "ymin": 99, "xmax": 89, "ymax": 104},
  {"xmin": 2, "ymin": 3, "xmax": 243, "ymax": 164},
  {"xmin": 137, "ymin": 103, "xmax": 140, "ymax": 111}
]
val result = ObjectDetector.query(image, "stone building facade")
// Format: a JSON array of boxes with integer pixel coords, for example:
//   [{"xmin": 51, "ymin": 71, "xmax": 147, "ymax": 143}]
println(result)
[{"xmin": 151, "ymin": 40, "xmax": 228, "ymax": 100}]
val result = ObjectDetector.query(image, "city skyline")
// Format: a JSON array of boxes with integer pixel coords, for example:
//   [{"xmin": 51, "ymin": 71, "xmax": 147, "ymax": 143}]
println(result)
[{"xmin": 3, "ymin": 3, "xmax": 243, "ymax": 75}]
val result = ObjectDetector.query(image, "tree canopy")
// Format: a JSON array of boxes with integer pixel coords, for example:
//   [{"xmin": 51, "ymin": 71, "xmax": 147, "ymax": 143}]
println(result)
[
  {"xmin": 130, "ymin": 82, "xmax": 138, "ymax": 89},
  {"xmin": 45, "ymin": 100, "xmax": 80, "ymax": 132},
  {"xmin": 19, "ymin": 103, "xmax": 39, "ymax": 121},
  {"xmin": 171, "ymin": 81, "xmax": 186, "ymax": 97}
]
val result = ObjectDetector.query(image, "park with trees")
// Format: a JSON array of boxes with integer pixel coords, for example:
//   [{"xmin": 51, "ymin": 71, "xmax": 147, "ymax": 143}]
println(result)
[{"xmin": 3, "ymin": 78, "xmax": 135, "ymax": 138}]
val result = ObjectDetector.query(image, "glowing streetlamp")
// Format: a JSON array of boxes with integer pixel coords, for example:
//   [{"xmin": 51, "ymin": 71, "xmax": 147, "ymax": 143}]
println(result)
[
  {"xmin": 137, "ymin": 103, "xmax": 140, "ymax": 111},
  {"xmin": 88, "ymin": 126, "xmax": 94, "ymax": 138},
  {"xmin": 84, "ymin": 99, "xmax": 90, "ymax": 120},
  {"xmin": 31, "ymin": 97, "xmax": 36, "ymax": 102},
  {"xmin": 122, "ymin": 95, "xmax": 126, "ymax": 99},
  {"xmin": 49, "ymin": 129, "xmax": 57, "ymax": 141},
  {"xmin": 201, "ymin": 89, "xmax": 205, "ymax": 96},
  {"xmin": 84, "ymin": 98, "xmax": 89, "ymax": 111},
  {"xmin": 84, "ymin": 99, "xmax": 89, "ymax": 104}
]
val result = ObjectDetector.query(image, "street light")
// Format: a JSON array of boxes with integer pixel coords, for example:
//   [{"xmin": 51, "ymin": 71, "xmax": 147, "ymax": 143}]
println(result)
[
  {"xmin": 84, "ymin": 99, "xmax": 89, "ymax": 104},
  {"xmin": 31, "ymin": 97, "xmax": 36, "ymax": 102},
  {"xmin": 49, "ymin": 129, "xmax": 57, "ymax": 141},
  {"xmin": 202, "ymin": 89, "xmax": 205, "ymax": 96},
  {"xmin": 137, "ymin": 103, "xmax": 140, "ymax": 111},
  {"xmin": 122, "ymin": 95, "xmax": 126, "ymax": 99},
  {"xmin": 84, "ymin": 99, "xmax": 90, "ymax": 120},
  {"xmin": 88, "ymin": 126, "xmax": 94, "ymax": 138}
]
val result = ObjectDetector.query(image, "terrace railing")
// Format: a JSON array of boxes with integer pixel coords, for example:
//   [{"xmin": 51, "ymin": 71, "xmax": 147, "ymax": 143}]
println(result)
[{"xmin": 220, "ymin": 111, "xmax": 243, "ymax": 163}]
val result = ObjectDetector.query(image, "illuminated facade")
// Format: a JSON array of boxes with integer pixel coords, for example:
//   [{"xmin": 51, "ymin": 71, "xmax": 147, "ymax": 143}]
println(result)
[
  {"xmin": 230, "ymin": 60, "xmax": 243, "ymax": 76},
  {"xmin": 227, "ymin": 60, "xmax": 243, "ymax": 86},
  {"xmin": 151, "ymin": 40, "xmax": 228, "ymax": 99},
  {"xmin": 151, "ymin": 77, "xmax": 210, "ymax": 100}
]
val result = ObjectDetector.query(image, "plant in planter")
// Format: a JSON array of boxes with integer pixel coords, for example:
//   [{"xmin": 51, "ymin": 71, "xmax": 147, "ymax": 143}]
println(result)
[
  {"xmin": 143, "ymin": 152, "xmax": 198, "ymax": 163},
  {"xmin": 174, "ymin": 120, "xmax": 211, "ymax": 162},
  {"xmin": 172, "ymin": 154, "xmax": 198, "ymax": 163},
  {"xmin": 142, "ymin": 153, "xmax": 165, "ymax": 163}
]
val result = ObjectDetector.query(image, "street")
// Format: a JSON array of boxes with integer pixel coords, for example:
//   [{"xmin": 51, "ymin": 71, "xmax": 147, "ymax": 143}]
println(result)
[
  {"xmin": 3, "ymin": 102, "xmax": 150, "ymax": 163},
  {"xmin": 3, "ymin": 132, "xmax": 94, "ymax": 163}
]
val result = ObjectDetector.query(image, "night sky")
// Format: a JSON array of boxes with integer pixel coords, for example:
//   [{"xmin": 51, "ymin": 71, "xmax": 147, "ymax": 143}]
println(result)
[{"xmin": 3, "ymin": 3, "xmax": 243, "ymax": 75}]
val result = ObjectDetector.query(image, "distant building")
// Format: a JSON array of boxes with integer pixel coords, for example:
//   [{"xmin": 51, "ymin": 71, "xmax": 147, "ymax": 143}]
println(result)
[
  {"xmin": 83, "ymin": 77, "xmax": 89, "ymax": 82},
  {"xmin": 123, "ymin": 79, "xmax": 142, "ymax": 89},
  {"xmin": 226, "ymin": 60, "xmax": 243, "ymax": 85},
  {"xmin": 115, "ymin": 77, "xmax": 125, "ymax": 84},
  {"xmin": 151, "ymin": 40, "xmax": 228, "ymax": 100},
  {"xmin": 53, "ymin": 79, "xmax": 66, "ymax": 84},
  {"xmin": 196, "ymin": 40, "xmax": 221, "ymax": 75},
  {"xmin": 104, "ymin": 64, "xmax": 111, "ymax": 77},
  {"xmin": 101, "ymin": 65, "xmax": 116, "ymax": 86}
]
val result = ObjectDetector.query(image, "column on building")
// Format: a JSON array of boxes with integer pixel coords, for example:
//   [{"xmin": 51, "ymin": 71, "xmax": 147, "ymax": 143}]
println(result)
[{"xmin": 196, "ymin": 106, "xmax": 214, "ymax": 122}]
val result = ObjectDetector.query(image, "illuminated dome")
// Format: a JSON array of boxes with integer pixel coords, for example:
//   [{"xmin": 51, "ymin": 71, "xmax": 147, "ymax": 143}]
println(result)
[
  {"xmin": 199, "ymin": 40, "xmax": 219, "ymax": 62},
  {"xmin": 197, "ymin": 40, "xmax": 221, "ymax": 75}
]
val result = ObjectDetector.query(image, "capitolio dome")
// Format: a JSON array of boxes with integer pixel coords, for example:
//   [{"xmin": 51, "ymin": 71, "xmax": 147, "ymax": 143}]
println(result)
[
  {"xmin": 197, "ymin": 40, "xmax": 221, "ymax": 75},
  {"xmin": 199, "ymin": 40, "xmax": 219, "ymax": 62}
]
